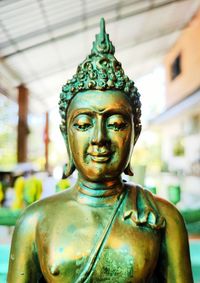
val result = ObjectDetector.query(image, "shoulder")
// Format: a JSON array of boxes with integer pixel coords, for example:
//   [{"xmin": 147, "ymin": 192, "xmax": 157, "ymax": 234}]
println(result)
[
  {"xmin": 154, "ymin": 195, "xmax": 187, "ymax": 234},
  {"xmin": 153, "ymin": 195, "xmax": 193, "ymax": 282},
  {"xmin": 14, "ymin": 201, "xmax": 40, "ymax": 240},
  {"xmin": 139, "ymin": 185, "xmax": 187, "ymax": 236},
  {"xmin": 16, "ymin": 187, "xmax": 75, "ymax": 233},
  {"xmin": 127, "ymin": 182, "xmax": 184, "ymax": 217},
  {"xmin": 125, "ymin": 182, "xmax": 186, "ymax": 231},
  {"xmin": 155, "ymin": 195, "xmax": 181, "ymax": 217},
  {"xmin": 124, "ymin": 183, "xmax": 166, "ymax": 229}
]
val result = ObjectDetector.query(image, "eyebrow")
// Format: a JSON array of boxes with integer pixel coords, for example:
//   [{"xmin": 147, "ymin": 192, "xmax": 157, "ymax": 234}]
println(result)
[{"xmin": 70, "ymin": 107, "xmax": 131, "ymax": 119}]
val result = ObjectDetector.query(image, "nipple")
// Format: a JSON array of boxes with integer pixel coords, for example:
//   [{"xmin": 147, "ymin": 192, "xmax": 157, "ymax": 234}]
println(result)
[{"xmin": 49, "ymin": 265, "xmax": 60, "ymax": 276}]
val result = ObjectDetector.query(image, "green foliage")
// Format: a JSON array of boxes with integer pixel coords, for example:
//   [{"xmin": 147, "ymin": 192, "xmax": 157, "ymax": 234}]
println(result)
[
  {"xmin": 0, "ymin": 208, "xmax": 22, "ymax": 226},
  {"xmin": 173, "ymin": 138, "xmax": 185, "ymax": 156}
]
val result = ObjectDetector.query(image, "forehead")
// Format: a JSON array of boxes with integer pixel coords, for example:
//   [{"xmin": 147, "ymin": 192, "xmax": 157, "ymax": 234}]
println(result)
[{"xmin": 67, "ymin": 90, "xmax": 132, "ymax": 116}]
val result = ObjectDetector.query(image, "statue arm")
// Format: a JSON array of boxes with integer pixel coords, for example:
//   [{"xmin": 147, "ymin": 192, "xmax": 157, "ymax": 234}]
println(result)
[
  {"xmin": 7, "ymin": 209, "xmax": 40, "ymax": 283},
  {"xmin": 156, "ymin": 198, "xmax": 193, "ymax": 283}
]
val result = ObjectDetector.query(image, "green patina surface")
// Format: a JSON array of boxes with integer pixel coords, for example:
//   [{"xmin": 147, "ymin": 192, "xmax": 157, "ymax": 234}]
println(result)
[
  {"xmin": 92, "ymin": 247, "xmax": 134, "ymax": 283},
  {"xmin": 0, "ymin": 208, "xmax": 22, "ymax": 226}
]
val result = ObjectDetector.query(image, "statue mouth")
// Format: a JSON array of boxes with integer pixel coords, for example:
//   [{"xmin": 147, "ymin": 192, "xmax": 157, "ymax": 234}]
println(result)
[{"xmin": 89, "ymin": 152, "xmax": 112, "ymax": 163}]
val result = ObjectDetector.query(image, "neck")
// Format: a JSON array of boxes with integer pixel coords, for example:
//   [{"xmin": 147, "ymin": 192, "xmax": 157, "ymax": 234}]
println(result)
[{"xmin": 76, "ymin": 175, "xmax": 124, "ymax": 206}]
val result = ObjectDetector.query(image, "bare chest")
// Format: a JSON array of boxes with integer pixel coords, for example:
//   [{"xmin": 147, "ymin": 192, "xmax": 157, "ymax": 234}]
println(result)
[{"xmin": 36, "ymin": 206, "xmax": 161, "ymax": 283}]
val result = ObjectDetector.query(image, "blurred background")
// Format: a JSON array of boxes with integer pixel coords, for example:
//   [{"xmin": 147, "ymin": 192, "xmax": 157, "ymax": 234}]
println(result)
[{"xmin": 0, "ymin": 0, "xmax": 200, "ymax": 281}]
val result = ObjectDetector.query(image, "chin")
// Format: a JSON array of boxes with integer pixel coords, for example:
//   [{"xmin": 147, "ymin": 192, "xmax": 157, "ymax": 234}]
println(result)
[{"xmin": 80, "ymin": 166, "xmax": 122, "ymax": 182}]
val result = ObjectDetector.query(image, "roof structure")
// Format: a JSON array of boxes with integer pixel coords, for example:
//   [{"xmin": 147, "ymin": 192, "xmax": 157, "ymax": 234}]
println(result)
[
  {"xmin": 0, "ymin": 0, "xmax": 199, "ymax": 113},
  {"xmin": 150, "ymin": 88, "xmax": 200, "ymax": 125}
]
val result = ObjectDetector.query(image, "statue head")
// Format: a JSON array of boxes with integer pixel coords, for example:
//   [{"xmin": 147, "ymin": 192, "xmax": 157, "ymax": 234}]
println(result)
[{"xmin": 59, "ymin": 18, "xmax": 142, "ymax": 180}]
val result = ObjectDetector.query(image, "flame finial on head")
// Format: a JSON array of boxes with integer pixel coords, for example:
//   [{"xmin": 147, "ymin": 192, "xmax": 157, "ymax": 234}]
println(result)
[{"xmin": 91, "ymin": 18, "xmax": 115, "ymax": 55}]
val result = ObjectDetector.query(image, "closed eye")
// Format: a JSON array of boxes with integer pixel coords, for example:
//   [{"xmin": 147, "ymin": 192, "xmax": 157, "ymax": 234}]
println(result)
[
  {"xmin": 73, "ymin": 123, "xmax": 93, "ymax": 131},
  {"xmin": 107, "ymin": 122, "xmax": 127, "ymax": 131}
]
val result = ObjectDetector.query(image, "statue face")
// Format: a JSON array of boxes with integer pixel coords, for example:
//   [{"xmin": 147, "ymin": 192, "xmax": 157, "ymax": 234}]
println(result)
[{"xmin": 67, "ymin": 90, "xmax": 134, "ymax": 182}]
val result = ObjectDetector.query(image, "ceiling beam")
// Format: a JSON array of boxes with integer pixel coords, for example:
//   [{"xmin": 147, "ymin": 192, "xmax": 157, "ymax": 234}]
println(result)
[{"xmin": 1, "ymin": 0, "xmax": 190, "ymax": 58}]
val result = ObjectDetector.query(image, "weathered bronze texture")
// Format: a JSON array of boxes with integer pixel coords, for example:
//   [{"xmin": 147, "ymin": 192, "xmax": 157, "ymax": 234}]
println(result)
[{"xmin": 7, "ymin": 18, "xmax": 193, "ymax": 282}]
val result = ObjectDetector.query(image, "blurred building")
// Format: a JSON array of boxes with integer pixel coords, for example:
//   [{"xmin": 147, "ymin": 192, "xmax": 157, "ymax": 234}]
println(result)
[{"xmin": 151, "ymin": 10, "xmax": 200, "ymax": 206}]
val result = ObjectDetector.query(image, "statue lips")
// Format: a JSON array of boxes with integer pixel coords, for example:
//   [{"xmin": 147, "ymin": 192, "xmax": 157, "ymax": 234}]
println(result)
[
  {"xmin": 87, "ymin": 148, "xmax": 112, "ymax": 163},
  {"xmin": 90, "ymin": 154, "xmax": 111, "ymax": 163}
]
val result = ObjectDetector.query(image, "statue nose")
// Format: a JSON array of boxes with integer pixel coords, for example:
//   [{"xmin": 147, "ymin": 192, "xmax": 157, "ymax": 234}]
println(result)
[{"xmin": 91, "ymin": 118, "xmax": 108, "ymax": 146}]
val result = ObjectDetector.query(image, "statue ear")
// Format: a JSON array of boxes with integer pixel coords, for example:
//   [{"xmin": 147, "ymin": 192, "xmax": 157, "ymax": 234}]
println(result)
[
  {"xmin": 134, "ymin": 134, "xmax": 140, "ymax": 146},
  {"xmin": 124, "ymin": 163, "xmax": 134, "ymax": 176},
  {"xmin": 60, "ymin": 125, "xmax": 75, "ymax": 178},
  {"xmin": 134, "ymin": 124, "xmax": 142, "ymax": 145}
]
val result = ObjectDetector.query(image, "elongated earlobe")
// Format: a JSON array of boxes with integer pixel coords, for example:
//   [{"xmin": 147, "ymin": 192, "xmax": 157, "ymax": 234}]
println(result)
[
  {"xmin": 124, "ymin": 163, "xmax": 134, "ymax": 176},
  {"xmin": 60, "ymin": 125, "xmax": 75, "ymax": 178},
  {"xmin": 63, "ymin": 161, "xmax": 75, "ymax": 178}
]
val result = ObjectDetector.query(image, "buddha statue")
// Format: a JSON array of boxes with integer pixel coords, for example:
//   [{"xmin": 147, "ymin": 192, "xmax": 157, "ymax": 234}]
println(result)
[{"xmin": 7, "ymin": 18, "xmax": 193, "ymax": 283}]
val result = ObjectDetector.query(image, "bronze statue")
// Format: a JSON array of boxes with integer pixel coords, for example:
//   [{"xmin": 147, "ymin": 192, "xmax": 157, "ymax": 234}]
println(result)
[{"xmin": 7, "ymin": 18, "xmax": 193, "ymax": 282}]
